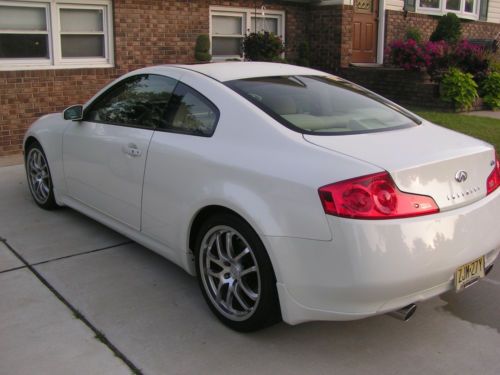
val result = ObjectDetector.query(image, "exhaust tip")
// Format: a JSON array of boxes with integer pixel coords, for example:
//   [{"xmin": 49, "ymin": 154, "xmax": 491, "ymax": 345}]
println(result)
[{"xmin": 387, "ymin": 304, "xmax": 417, "ymax": 322}]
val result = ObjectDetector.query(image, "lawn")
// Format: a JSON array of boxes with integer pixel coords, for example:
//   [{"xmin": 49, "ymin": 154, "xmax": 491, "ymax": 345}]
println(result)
[{"xmin": 412, "ymin": 110, "xmax": 500, "ymax": 152}]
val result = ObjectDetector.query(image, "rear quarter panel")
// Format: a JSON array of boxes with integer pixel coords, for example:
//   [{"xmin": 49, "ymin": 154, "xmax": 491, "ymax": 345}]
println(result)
[{"xmin": 141, "ymin": 70, "xmax": 381, "ymax": 259}]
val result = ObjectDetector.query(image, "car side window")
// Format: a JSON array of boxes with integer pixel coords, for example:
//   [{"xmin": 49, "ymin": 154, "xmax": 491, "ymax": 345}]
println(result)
[
  {"xmin": 85, "ymin": 74, "xmax": 177, "ymax": 129},
  {"xmin": 163, "ymin": 82, "xmax": 219, "ymax": 136}
]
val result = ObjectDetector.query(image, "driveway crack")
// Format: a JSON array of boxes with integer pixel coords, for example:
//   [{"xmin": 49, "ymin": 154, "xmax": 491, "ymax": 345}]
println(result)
[
  {"xmin": 0, "ymin": 237, "xmax": 143, "ymax": 375},
  {"xmin": 31, "ymin": 240, "xmax": 134, "ymax": 267}
]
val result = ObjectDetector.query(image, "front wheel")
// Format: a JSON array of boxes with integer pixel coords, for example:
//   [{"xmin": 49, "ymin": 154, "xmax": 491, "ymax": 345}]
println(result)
[
  {"xmin": 195, "ymin": 213, "xmax": 281, "ymax": 332},
  {"xmin": 25, "ymin": 142, "xmax": 58, "ymax": 210}
]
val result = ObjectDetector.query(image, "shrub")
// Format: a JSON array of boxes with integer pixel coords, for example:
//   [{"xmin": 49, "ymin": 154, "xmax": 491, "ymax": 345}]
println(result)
[
  {"xmin": 422, "ymin": 40, "xmax": 450, "ymax": 76},
  {"xmin": 243, "ymin": 32, "xmax": 284, "ymax": 62},
  {"xmin": 490, "ymin": 61, "xmax": 500, "ymax": 73},
  {"xmin": 452, "ymin": 40, "xmax": 490, "ymax": 80},
  {"xmin": 388, "ymin": 39, "xmax": 448, "ymax": 73},
  {"xmin": 481, "ymin": 72, "xmax": 500, "ymax": 109},
  {"xmin": 388, "ymin": 38, "xmax": 491, "ymax": 82},
  {"xmin": 430, "ymin": 13, "xmax": 462, "ymax": 45},
  {"xmin": 405, "ymin": 27, "xmax": 422, "ymax": 43},
  {"xmin": 388, "ymin": 39, "xmax": 426, "ymax": 71},
  {"xmin": 441, "ymin": 68, "xmax": 478, "ymax": 110},
  {"xmin": 296, "ymin": 41, "xmax": 310, "ymax": 67},
  {"xmin": 195, "ymin": 34, "xmax": 211, "ymax": 62}
]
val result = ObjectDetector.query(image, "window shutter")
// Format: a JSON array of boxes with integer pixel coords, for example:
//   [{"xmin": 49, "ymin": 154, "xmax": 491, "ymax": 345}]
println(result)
[
  {"xmin": 404, "ymin": 0, "xmax": 416, "ymax": 12},
  {"xmin": 479, "ymin": 0, "xmax": 489, "ymax": 21}
]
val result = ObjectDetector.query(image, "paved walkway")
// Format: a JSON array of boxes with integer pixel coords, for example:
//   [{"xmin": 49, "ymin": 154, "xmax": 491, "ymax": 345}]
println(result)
[
  {"xmin": 0, "ymin": 154, "xmax": 23, "ymax": 167},
  {"xmin": 0, "ymin": 162, "xmax": 499, "ymax": 375},
  {"xmin": 465, "ymin": 110, "xmax": 500, "ymax": 120}
]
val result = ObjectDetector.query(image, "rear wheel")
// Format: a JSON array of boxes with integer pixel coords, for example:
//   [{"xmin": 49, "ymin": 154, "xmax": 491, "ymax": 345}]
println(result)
[
  {"xmin": 195, "ymin": 213, "xmax": 281, "ymax": 332},
  {"xmin": 25, "ymin": 142, "xmax": 58, "ymax": 210}
]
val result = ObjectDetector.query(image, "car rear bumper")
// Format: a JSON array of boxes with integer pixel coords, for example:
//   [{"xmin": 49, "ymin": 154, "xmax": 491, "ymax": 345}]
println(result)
[{"xmin": 265, "ymin": 189, "xmax": 500, "ymax": 325}]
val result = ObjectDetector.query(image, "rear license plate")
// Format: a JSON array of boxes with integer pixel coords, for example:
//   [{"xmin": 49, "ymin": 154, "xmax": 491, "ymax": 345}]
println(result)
[{"xmin": 455, "ymin": 256, "xmax": 485, "ymax": 292}]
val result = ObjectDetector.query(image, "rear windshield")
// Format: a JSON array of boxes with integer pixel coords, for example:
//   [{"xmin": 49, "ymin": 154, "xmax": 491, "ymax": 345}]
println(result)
[{"xmin": 225, "ymin": 75, "xmax": 420, "ymax": 135}]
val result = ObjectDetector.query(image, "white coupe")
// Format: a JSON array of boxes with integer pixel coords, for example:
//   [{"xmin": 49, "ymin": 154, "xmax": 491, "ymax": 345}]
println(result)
[{"xmin": 24, "ymin": 62, "xmax": 500, "ymax": 331}]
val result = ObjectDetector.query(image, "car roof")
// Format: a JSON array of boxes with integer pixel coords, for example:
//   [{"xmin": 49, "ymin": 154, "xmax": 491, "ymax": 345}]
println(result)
[{"xmin": 154, "ymin": 62, "xmax": 326, "ymax": 82}]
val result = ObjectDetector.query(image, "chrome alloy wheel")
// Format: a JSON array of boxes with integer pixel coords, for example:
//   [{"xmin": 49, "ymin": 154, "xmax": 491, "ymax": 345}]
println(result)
[
  {"xmin": 27, "ymin": 148, "xmax": 51, "ymax": 204},
  {"xmin": 199, "ymin": 226, "xmax": 261, "ymax": 321}
]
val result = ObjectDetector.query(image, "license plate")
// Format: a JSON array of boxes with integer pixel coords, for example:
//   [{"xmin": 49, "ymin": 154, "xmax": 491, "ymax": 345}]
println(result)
[{"xmin": 455, "ymin": 256, "xmax": 485, "ymax": 292}]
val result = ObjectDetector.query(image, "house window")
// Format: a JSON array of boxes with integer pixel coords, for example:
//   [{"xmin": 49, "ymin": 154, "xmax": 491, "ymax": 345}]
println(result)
[
  {"xmin": 0, "ymin": 0, "xmax": 113, "ymax": 70},
  {"xmin": 59, "ymin": 8, "xmax": 105, "ymax": 58},
  {"xmin": 210, "ymin": 6, "xmax": 285, "ymax": 60},
  {"xmin": 0, "ymin": 3, "xmax": 50, "ymax": 59},
  {"xmin": 416, "ymin": 0, "xmax": 479, "ymax": 19},
  {"xmin": 211, "ymin": 13, "xmax": 246, "ymax": 57}
]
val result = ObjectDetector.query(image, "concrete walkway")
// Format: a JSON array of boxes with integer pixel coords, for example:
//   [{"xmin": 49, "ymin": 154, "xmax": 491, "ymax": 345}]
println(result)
[
  {"xmin": 465, "ymin": 110, "xmax": 500, "ymax": 120},
  {"xmin": 1, "ymin": 161, "xmax": 499, "ymax": 375}
]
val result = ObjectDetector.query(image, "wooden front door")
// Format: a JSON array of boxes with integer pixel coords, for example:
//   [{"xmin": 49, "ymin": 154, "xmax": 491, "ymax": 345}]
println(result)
[{"xmin": 352, "ymin": 0, "xmax": 378, "ymax": 63}]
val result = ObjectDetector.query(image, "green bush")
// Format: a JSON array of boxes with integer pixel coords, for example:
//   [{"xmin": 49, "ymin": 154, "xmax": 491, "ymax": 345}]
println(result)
[
  {"xmin": 243, "ymin": 32, "xmax": 284, "ymax": 62},
  {"xmin": 405, "ymin": 27, "xmax": 422, "ymax": 43},
  {"xmin": 430, "ymin": 13, "xmax": 462, "ymax": 45},
  {"xmin": 481, "ymin": 72, "xmax": 500, "ymax": 109},
  {"xmin": 441, "ymin": 68, "xmax": 478, "ymax": 110},
  {"xmin": 195, "ymin": 34, "xmax": 211, "ymax": 62},
  {"xmin": 490, "ymin": 61, "xmax": 500, "ymax": 73}
]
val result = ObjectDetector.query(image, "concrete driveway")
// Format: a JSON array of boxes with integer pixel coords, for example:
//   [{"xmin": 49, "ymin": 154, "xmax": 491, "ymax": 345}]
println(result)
[{"xmin": 1, "ymin": 162, "xmax": 499, "ymax": 375}]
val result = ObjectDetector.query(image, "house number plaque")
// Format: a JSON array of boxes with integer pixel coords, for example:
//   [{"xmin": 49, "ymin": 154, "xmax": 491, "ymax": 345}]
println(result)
[{"xmin": 355, "ymin": 0, "xmax": 373, "ymax": 12}]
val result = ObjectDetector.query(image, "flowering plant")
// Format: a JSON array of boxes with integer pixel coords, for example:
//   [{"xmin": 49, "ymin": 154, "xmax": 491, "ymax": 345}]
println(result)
[
  {"xmin": 453, "ymin": 40, "xmax": 489, "ymax": 78},
  {"xmin": 388, "ymin": 39, "xmax": 426, "ymax": 71},
  {"xmin": 388, "ymin": 39, "xmax": 448, "ymax": 73},
  {"xmin": 389, "ymin": 39, "xmax": 490, "ymax": 80}
]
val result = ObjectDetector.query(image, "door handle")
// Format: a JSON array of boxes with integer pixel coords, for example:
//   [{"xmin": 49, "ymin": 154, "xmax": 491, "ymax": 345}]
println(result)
[{"xmin": 123, "ymin": 143, "xmax": 142, "ymax": 157}]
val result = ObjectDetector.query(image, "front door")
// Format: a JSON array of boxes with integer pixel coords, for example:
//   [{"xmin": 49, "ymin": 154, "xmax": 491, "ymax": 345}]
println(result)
[{"xmin": 352, "ymin": 0, "xmax": 378, "ymax": 63}]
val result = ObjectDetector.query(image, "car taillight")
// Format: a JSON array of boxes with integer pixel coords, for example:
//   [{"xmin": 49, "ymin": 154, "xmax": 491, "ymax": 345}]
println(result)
[
  {"xmin": 318, "ymin": 172, "xmax": 439, "ymax": 220},
  {"xmin": 486, "ymin": 152, "xmax": 500, "ymax": 195}
]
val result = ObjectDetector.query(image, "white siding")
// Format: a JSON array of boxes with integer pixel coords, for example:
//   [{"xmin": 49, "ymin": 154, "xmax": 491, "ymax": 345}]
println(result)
[
  {"xmin": 385, "ymin": 0, "xmax": 404, "ymax": 11},
  {"xmin": 318, "ymin": 0, "xmax": 498, "ymax": 23},
  {"xmin": 488, "ymin": 0, "xmax": 500, "ymax": 23}
]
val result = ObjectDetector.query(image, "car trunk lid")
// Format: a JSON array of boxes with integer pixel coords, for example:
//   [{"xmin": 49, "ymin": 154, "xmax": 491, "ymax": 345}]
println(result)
[{"xmin": 304, "ymin": 123, "xmax": 496, "ymax": 211}]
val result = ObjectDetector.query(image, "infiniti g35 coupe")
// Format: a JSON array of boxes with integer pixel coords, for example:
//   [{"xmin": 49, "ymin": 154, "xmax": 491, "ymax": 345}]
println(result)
[{"xmin": 24, "ymin": 62, "xmax": 500, "ymax": 331}]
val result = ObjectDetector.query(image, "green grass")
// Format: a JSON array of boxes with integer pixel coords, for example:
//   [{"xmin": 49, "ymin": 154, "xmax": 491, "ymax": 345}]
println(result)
[{"xmin": 412, "ymin": 109, "xmax": 500, "ymax": 151}]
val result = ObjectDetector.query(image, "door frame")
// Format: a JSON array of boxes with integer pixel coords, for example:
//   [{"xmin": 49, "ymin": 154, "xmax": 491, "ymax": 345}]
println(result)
[{"xmin": 376, "ymin": 0, "xmax": 386, "ymax": 64}]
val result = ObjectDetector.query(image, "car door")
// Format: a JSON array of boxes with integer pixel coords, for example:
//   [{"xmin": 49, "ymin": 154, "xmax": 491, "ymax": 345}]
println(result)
[
  {"xmin": 62, "ymin": 73, "xmax": 178, "ymax": 230},
  {"xmin": 141, "ymin": 82, "xmax": 220, "ymax": 250}
]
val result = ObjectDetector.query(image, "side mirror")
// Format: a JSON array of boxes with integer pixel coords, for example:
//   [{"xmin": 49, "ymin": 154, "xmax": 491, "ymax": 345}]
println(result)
[{"xmin": 63, "ymin": 105, "xmax": 83, "ymax": 121}]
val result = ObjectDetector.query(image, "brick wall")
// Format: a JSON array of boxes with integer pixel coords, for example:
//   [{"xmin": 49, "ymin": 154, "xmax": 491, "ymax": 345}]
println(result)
[
  {"xmin": 308, "ymin": 5, "xmax": 353, "ymax": 72},
  {"xmin": 4, "ymin": 4, "xmax": 500, "ymax": 156},
  {"xmin": 338, "ymin": 67, "xmax": 446, "ymax": 109},
  {"xmin": 0, "ymin": 69, "xmax": 117, "ymax": 155},
  {"xmin": 0, "ymin": 0, "xmax": 308, "ymax": 156}
]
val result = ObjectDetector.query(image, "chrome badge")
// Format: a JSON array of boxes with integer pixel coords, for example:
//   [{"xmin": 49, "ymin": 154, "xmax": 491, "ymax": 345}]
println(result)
[{"xmin": 455, "ymin": 170, "xmax": 468, "ymax": 183}]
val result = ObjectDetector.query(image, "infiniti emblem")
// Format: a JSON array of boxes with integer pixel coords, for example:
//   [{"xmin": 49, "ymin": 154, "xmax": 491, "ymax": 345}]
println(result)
[{"xmin": 455, "ymin": 170, "xmax": 468, "ymax": 183}]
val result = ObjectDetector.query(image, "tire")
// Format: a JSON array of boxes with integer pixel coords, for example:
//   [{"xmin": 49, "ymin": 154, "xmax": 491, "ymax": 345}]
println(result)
[
  {"xmin": 25, "ymin": 141, "xmax": 58, "ymax": 210},
  {"xmin": 195, "ymin": 213, "xmax": 282, "ymax": 332}
]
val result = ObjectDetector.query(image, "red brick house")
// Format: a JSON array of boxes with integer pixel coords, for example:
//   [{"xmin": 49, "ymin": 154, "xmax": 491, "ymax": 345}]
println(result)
[{"xmin": 1, "ymin": 0, "xmax": 499, "ymax": 156}]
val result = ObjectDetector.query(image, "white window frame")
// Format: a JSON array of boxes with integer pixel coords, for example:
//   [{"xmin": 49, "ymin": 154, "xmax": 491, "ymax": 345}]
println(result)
[
  {"xmin": 210, "ymin": 10, "xmax": 246, "ymax": 61},
  {"xmin": 0, "ymin": 0, "xmax": 114, "ymax": 71},
  {"xmin": 416, "ymin": 0, "xmax": 480, "ymax": 20},
  {"xmin": 0, "ymin": 0, "xmax": 52, "ymax": 68},
  {"xmin": 209, "ymin": 6, "xmax": 285, "ymax": 61}
]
